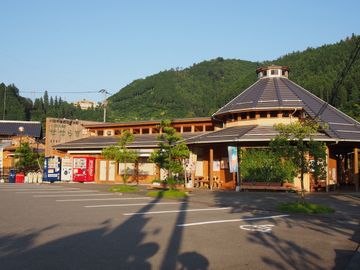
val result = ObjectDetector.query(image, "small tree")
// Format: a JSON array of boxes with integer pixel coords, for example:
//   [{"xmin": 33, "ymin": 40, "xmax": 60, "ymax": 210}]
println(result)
[
  {"xmin": 102, "ymin": 131, "xmax": 139, "ymax": 185},
  {"xmin": 270, "ymin": 120, "xmax": 327, "ymax": 201},
  {"xmin": 15, "ymin": 142, "xmax": 40, "ymax": 172},
  {"xmin": 150, "ymin": 120, "xmax": 190, "ymax": 183}
]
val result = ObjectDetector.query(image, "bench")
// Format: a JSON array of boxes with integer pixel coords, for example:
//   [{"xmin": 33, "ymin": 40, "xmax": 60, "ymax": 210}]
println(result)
[{"xmin": 241, "ymin": 182, "xmax": 299, "ymax": 192}]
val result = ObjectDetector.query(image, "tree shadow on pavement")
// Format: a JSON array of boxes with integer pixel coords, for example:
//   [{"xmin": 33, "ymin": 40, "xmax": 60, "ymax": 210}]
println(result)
[
  {"xmin": 212, "ymin": 191, "xmax": 360, "ymax": 270},
  {"xmin": 0, "ymin": 194, "xmax": 209, "ymax": 270}
]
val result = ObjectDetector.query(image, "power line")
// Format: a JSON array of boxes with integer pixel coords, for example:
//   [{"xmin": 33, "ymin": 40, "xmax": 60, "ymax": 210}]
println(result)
[
  {"xmin": 19, "ymin": 90, "xmax": 112, "ymax": 94},
  {"xmin": 315, "ymin": 36, "xmax": 360, "ymax": 118}
]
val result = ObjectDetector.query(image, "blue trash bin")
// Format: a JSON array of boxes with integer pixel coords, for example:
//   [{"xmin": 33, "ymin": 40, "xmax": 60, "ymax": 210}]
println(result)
[{"xmin": 8, "ymin": 169, "xmax": 16, "ymax": 183}]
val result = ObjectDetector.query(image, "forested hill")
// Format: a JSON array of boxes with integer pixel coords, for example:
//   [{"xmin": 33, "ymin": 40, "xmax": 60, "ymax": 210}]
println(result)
[
  {"xmin": 109, "ymin": 35, "xmax": 360, "ymax": 122},
  {"xmin": 0, "ymin": 85, "xmax": 104, "ymax": 123},
  {"xmin": 1, "ymin": 35, "xmax": 359, "ymax": 124}
]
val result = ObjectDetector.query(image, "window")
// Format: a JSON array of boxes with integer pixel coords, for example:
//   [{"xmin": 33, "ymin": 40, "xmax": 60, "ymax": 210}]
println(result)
[
  {"xmin": 133, "ymin": 128, "xmax": 140, "ymax": 134},
  {"xmin": 183, "ymin": 126, "xmax": 192, "ymax": 132},
  {"xmin": 194, "ymin": 126, "xmax": 203, "ymax": 132},
  {"xmin": 282, "ymin": 70, "xmax": 286, "ymax": 76},
  {"xmin": 270, "ymin": 111, "xmax": 277, "ymax": 118},
  {"xmin": 240, "ymin": 113, "xmax": 247, "ymax": 120},
  {"xmin": 271, "ymin": 70, "xmax": 279, "ymax": 75},
  {"xmin": 283, "ymin": 111, "xmax": 289, "ymax": 117},
  {"xmin": 106, "ymin": 130, "xmax": 113, "ymax": 136},
  {"xmin": 249, "ymin": 112, "xmax": 256, "ymax": 119},
  {"xmin": 152, "ymin": 128, "xmax": 160, "ymax": 134},
  {"xmin": 175, "ymin": 127, "xmax": 181, "ymax": 132},
  {"xmin": 205, "ymin": 125, "xmax": 214, "ymax": 131},
  {"xmin": 142, "ymin": 128, "xmax": 149, "ymax": 134},
  {"xmin": 97, "ymin": 130, "xmax": 104, "ymax": 136},
  {"xmin": 115, "ymin": 129, "xmax": 121, "ymax": 135},
  {"xmin": 260, "ymin": 111, "xmax": 267, "ymax": 118}
]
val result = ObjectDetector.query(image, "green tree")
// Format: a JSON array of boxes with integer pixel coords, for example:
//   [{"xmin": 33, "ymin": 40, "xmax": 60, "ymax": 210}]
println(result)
[
  {"xmin": 102, "ymin": 131, "xmax": 139, "ymax": 184},
  {"xmin": 14, "ymin": 142, "xmax": 41, "ymax": 172},
  {"xmin": 270, "ymin": 121, "xmax": 327, "ymax": 201},
  {"xmin": 150, "ymin": 120, "xmax": 190, "ymax": 182}
]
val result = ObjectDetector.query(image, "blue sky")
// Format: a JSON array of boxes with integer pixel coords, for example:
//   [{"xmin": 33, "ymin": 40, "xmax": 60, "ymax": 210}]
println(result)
[{"xmin": 0, "ymin": 0, "xmax": 359, "ymax": 102}]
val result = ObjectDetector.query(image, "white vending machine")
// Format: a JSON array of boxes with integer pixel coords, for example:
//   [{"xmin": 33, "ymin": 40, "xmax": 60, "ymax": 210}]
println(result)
[{"xmin": 61, "ymin": 157, "xmax": 73, "ymax": 181}]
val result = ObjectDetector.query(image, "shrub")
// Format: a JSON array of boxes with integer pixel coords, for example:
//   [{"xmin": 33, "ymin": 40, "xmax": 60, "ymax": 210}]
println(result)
[{"xmin": 241, "ymin": 149, "xmax": 296, "ymax": 183}]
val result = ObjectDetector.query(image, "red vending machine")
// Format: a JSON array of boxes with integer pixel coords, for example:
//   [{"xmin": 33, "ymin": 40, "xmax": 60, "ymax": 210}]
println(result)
[{"xmin": 73, "ymin": 156, "xmax": 96, "ymax": 182}]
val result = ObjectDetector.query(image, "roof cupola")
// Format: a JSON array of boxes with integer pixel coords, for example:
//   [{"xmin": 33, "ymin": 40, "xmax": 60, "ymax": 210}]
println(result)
[{"xmin": 256, "ymin": 65, "xmax": 289, "ymax": 79}]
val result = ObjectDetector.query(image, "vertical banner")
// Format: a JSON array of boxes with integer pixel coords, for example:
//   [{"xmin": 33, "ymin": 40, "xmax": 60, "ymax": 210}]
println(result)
[{"xmin": 228, "ymin": 146, "xmax": 238, "ymax": 173}]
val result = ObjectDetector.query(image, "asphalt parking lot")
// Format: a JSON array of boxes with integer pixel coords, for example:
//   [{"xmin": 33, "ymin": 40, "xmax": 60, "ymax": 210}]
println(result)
[{"xmin": 0, "ymin": 183, "xmax": 359, "ymax": 270}]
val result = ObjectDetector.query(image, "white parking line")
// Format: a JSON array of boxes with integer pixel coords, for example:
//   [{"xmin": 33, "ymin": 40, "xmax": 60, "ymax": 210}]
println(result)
[
  {"xmin": 85, "ymin": 202, "xmax": 182, "ymax": 208},
  {"xmin": 0, "ymin": 188, "xmax": 80, "ymax": 191},
  {"xmin": 123, "ymin": 207, "xmax": 232, "ymax": 216},
  {"xmin": 57, "ymin": 197, "xmax": 150, "ymax": 202},
  {"xmin": 177, "ymin": 214, "xmax": 289, "ymax": 227},
  {"xmin": 16, "ymin": 190, "xmax": 98, "ymax": 194},
  {"xmin": 34, "ymin": 193, "xmax": 116, "ymax": 198}
]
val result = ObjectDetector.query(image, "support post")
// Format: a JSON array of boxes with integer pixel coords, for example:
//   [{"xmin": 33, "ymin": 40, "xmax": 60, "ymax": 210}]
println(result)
[
  {"xmin": 326, "ymin": 147, "xmax": 329, "ymax": 192},
  {"xmin": 354, "ymin": 147, "xmax": 359, "ymax": 192},
  {"xmin": 209, "ymin": 146, "xmax": 213, "ymax": 190},
  {"xmin": 236, "ymin": 145, "xmax": 241, "ymax": 192}
]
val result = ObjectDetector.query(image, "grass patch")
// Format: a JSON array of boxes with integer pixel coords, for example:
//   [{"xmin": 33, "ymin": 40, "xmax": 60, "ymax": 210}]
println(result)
[
  {"xmin": 147, "ymin": 189, "xmax": 188, "ymax": 199},
  {"xmin": 109, "ymin": 185, "xmax": 140, "ymax": 193},
  {"xmin": 277, "ymin": 201, "xmax": 335, "ymax": 214}
]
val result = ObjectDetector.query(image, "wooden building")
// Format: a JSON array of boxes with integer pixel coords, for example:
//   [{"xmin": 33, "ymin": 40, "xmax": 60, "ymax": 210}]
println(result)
[
  {"xmin": 0, "ymin": 120, "xmax": 43, "ymax": 179},
  {"xmin": 53, "ymin": 66, "xmax": 360, "ymax": 191}
]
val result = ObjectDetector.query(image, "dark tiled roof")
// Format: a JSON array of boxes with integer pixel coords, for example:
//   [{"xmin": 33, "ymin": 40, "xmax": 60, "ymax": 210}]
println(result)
[
  {"xmin": 184, "ymin": 125, "xmax": 333, "ymax": 144},
  {"xmin": 54, "ymin": 132, "xmax": 205, "ymax": 150},
  {"xmin": 0, "ymin": 121, "xmax": 42, "ymax": 138},
  {"xmin": 213, "ymin": 77, "xmax": 360, "ymax": 141}
]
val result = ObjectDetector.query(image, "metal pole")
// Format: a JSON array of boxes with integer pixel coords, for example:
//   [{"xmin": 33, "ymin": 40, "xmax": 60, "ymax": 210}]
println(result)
[
  {"xmin": 3, "ymin": 85, "xmax": 6, "ymax": 120},
  {"xmin": 99, "ymin": 89, "xmax": 109, "ymax": 123}
]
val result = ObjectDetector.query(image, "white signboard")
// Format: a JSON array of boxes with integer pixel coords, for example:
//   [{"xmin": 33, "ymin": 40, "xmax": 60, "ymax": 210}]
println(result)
[
  {"xmin": 195, "ymin": 161, "xmax": 203, "ymax": 176},
  {"xmin": 99, "ymin": 160, "xmax": 107, "ymax": 181},
  {"xmin": 139, "ymin": 163, "xmax": 156, "ymax": 176},
  {"xmin": 119, "ymin": 163, "xmax": 135, "ymax": 175},
  {"xmin": 213, "ymin": 160, "xmax": 220, "ymax": 172},
  {"xmin": 61, "ymin": 157, "xmax": 73, "ymax": 181},
  {"xmin": 108, "ymin": 161, "xmax": 116, "ymax": 181}
]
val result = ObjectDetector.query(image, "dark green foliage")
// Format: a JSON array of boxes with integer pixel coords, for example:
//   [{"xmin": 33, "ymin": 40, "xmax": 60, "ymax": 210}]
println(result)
[
  {"xmin": 108, "ymin": 59, "xmax": 257, "ymax": 121},
  {"xmin": 0, "ymin": 85, "xmax": 103, "ymax": 125},
  {"xmin": 0, "ymin": 84, "xmax": 32, "ymax": 120},
  {"xmin": 270, "ymin": 121, "xmax": 327, "ymax": 200},
  {"xmin": 241, "ymin": 149, "xmax": 296, "ymax": 183},
  {"xmin": 147, "ymin": 190, "xmax": 188, "ymax": 199},
  {"xmin": 277, "ymin": 202, "xmax": 335, "ymax": 214},
  {"xmin": 14, "ymin": 142, "xmax": 41, "ymax": 172},
  {"xmin": 109, "ymin": 185, "xmax": 140, "ymax": 192},
  {"xmin": 102, "ymin": 131, "xmax": 139, "ymax": 184},
  {"xmin": 150, "ymin": 120, "xmax": 190, "ymax": 179}
]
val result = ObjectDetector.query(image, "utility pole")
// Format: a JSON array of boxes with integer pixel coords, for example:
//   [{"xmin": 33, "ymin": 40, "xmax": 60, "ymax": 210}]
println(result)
[
  {"xmin": 99, "ymin": 89, "xmax": 110, "ymax": 122},
  {"xmin": 2, "ymin": 85, "xmax": 6, "ymax": 120}
]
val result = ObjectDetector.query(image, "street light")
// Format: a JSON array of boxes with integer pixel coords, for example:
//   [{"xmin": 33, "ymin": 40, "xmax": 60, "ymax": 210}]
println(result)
[
  {"xmin": 99, "ymin": 89, "xmax": 110, "ymax": 122},
  {"xmin": 18, "ymin": 126, "xmax": 24, "ymax": 171}
]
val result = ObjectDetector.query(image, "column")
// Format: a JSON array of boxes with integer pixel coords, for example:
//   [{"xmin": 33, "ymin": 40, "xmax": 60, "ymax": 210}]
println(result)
[
  {"xmin": 354, "ymin": 147, "xmax": 359, "ymax": 192},
  {"xmin": 209, "ymin": 146, "xmax": 213, "ymax": 190},
  {"xmin": 326, "ymin": 147, "xmax": 329, "ymax": 192}
]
